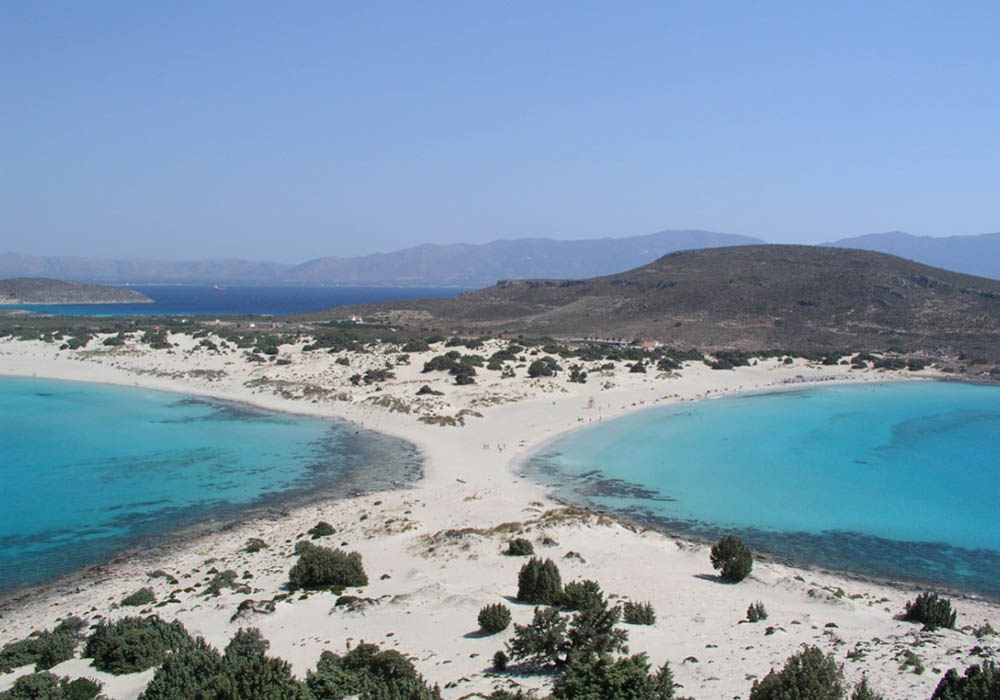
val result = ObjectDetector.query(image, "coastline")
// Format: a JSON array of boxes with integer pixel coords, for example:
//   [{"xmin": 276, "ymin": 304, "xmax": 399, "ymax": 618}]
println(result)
[{"xmin": 1, "ymin": 334, "xmax": 998, "ymax": 699}]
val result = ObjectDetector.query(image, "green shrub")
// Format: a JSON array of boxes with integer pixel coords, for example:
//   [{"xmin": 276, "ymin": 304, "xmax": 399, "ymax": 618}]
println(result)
[
  {"xmin": 506, "ymin": 607, "xmax": 570, "ymax": 667},
  {"xmin": 289, "ymin": 545, "xmax": 368, "ymax": 589},
  {"xmin": 622, "ymin": 601, "xmax": 656, "ymax": 625},
  {"xmin": 0, "ymin": 672, "xmax": 103, "ymax": 700},
  {"xmin": 478, "ymin": 604, "xmax": 512, "ymax": 634},
  {"xmin": 308, "ymin": 522, "xmax": 335, "ymax": 539},
  {"xmin": 527, "ymin": 357, "xmax": 560, "ymax": 378},
  {"xmin": 245, "ymin": 538, "xmax": 269, "ymax": 553},
  {"xmin": 224, "ymin": 628, "xmax": 270, "ymax": 664},
  {"xmin": 710, "ymin": 535, "xmax": 753, "ymax": 583},
  {"xmin": 516, "ymin": 558, "xmax": 563, "ymax": 605},
  {"xmin": 138, "ymin": 637, "xmax": 223, "ymax": 700},
  {"xmin": 505, "ymin": 538, "xmax": 534, "ymax": 556},
  {"xmin": 306, "ymin": 643, "xmax": 441, "ymax": 699},
  {"xmin": 561, "ymin": 580, "xmax": 603, "ymax": 612},
  {"xmin": 205, "ymin": 570, "xmax": 240, "ymax": 596},
  {"xmin": 83, "ymin": 616, "xmax": 193, "ymax": 674},
  {"xmin": 0, "ymin": 624, "xmax": 82, "ymax": 673},
  {"xmin": 851, "ymin": 675, "xmax": 886, "ymax": 700},
  {"xmin": 492, "ymin": 650, "xmax": 509, "ymax": 671},
  {"xmin": 931, "ymin": 660, "xmax": 1000, "ymax": 699},
  {"xmin": 551, "ymin": 653, "xmax": 674, "ymax": 699},
  {"xmin": 121, "ymin": 587, "xmax": 156, "ymax": 607},
  {"xmin": 747, "ymin": 601, "xmax": 768, "ymax": 622},
  {"xmin": 903, "ymin": 592, "xmax": 957, "ymax": 630},
  {"xmin": 199, "ymin": 654, "xmax": 312, "ymax": 700},
  {"xmin": 749, "ymin": 646, "xmax": 845, "ymax": 700}
]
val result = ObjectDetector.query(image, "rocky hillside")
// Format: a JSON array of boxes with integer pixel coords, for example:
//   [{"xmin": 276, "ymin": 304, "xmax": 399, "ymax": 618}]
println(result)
[
  {"xmin": 0, "ymin": 278, "xmax": 152, "ymax": 304},
  {"xmin": 311, "ymin": 245, "xmax": 1000, "ymax": 361}
]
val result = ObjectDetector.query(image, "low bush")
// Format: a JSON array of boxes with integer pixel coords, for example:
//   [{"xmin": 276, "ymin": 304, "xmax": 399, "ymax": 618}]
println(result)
[
  {"xmin": 516, "ymin": 558, "xmax": 563, "ymax": 605},
  {"xmin": 492, "ymin": 650, "xmax": 509, "ymax": 671},
  {"xmin": 931, "ymin": 660, "xmax": 1000, "ymax": 699},
  {"xmin": 505, "ymin": 538, "xmax": 534, "ymax": 556},
  {"xmin": 551, "ymin": 653, "xmax": 674, "ymax": 699},
  {"xmin": 903, "ymin": 592, "xmax": 957, "ymax": 630},
  {"xmin": 308, "ymin": 521, "xmax": 335, "ymax": 539},
  {"xmin": 561, "ymin": 580, "xmax": 603, "ymax": 612},
  {"xmin": 83, "ymin": 616, "xmax": 193, "ymax": 674},
  {"xmin": 710, "ymin": 535, "xmax": 753, "ymax": 583},
  {"xmin": 245, "ymin": 538, "xmax": 269, "ymax": 553},
  {"xmin": 478, "ymin": 604, "xmax": 512, "ymax": 634},
  {"xmin": 0, "ymin": 672, "xmax": 103, "ymax": 700},
  {"xmin": 121, "ymin": 587, "xmax": 156, "ymax": 607},
  {"xmin": 749, "ymin": 646, "xmax": 844, "ymax": 700},
  {"xmin": 851, "ymin": 675, "xmax": 886, "ymax": 700},
  {"xmin": 0, "ymin": 621, "xmax": 84, "ymax": 673},
  {"xmin": 747, "ymin": 601, "xmax": 768, "ymax": 622},
  {"xmin": 289, "ymin": 545, "xmax": 368, "ymax": 589},
  {"xmin": 205, "ymin": 570, "xmax": 241, "ymax": 596},
  {"xmin": 306, "ymin": 643, "xmax": 441, "ymax": 699},
  {"xmin": 622, "ymin": 601, "xmax": 656, "ymax": 625}
]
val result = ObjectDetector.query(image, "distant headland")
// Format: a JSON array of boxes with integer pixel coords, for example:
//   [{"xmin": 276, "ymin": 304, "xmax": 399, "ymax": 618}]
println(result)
[{"xmin": 0, "ymin": 278, "xmax": 152, "ymax": 305}]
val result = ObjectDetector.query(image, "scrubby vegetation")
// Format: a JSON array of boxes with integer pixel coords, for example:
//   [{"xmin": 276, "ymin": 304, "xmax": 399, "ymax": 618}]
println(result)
[
  {"xmin": 245, "ymin": 537, "xmax": 269, "ymax": 553},
  {"xmin": 746, "ymin": 600, "xmax": 768, "ymax": 622},
  {"xmin": 903, "ymin": 592, "xmax": 957, "ymax": 630},
  {"xmin": 307, "ymin": 521, "xmax": 336, "ymax": 539},
  {"xmin": 83, "ymin": 616, "xmax": 193, "ymax": 674},
  {"xmin": 516, "ymin": 558, "xmax": 563, "ymax": 605},
  {"xmin": 710, "ymin": 534, "xmax": 753, "ymax": 583},
  {"xmin": 0, "ymin": 672, "xmax": 104, "ymax": 700},
  {"xmin": 551, "ymin": 653, "xmax": 674, "ymax": 699},
  {"xmin": 288, "ymin": 543, "xmax": 368, "ymax": 589},
  {"xmin": 621, "ymin": 601, "xmax": 656, "ymax": 626},
  {"xmin": 749, "ymin": 646, "xmax": 845, "ymax": 700},
  {"xmin": 931, "ymin": 660, "xmax": 1000, "ymax": 699},
  {"xmin": 0, "ymin": 618, "xmax": 86, "ymax": 673},
  {"xmin": 478, "ymin": 603, "xmax": 512, "ymax": 634},
  {"xmin": 505, "ymin": 537, "xmax": 534, "ymax": 556},
  {"xmin": 121, "ymin": 587, "xmax": 156, "ymax": 607},
  {"xmin": 306, "ymin": 642, "xmax": 441, "ymax": 699},
  {"xmin": 560, "ymin": 580, "xmax": 603, "ymax": 612}
]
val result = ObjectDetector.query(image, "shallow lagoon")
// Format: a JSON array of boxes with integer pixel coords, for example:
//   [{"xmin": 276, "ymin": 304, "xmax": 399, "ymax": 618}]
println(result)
[
  {"xmin": 522, "ymin": 381, "xmax": 1000, "ymax": 597},
  {"xmin": 0, "ymin": 377, "xmax": 421, "ymax": 593}
]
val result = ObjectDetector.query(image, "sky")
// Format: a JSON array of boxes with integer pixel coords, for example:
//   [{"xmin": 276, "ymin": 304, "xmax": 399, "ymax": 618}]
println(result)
[{"xmin": 2, "ymin": 1, "xmax": 998, "ymax": 263}]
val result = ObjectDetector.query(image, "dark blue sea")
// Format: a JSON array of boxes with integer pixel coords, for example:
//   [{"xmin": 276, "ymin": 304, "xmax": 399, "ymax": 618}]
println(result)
[{"xmin": 0, "ymin": 285, "xmax": 470, "ymax": 317}]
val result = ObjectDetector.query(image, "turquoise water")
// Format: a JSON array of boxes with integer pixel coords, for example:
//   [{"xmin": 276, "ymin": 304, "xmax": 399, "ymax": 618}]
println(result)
[
  {"xmin": 0, "ymin": 377, "xmax": 420, "ymax": 593},
  {"xmin": 522, "ymin": 381, "xmax": 1000, "ymax": 597}
]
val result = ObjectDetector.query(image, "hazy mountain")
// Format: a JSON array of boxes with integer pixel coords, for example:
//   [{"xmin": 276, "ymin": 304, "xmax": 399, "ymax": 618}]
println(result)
[
  {"xmin": 829, "ymin": 231, "xmax": 1000, "ymax": 280},
  {"xmin": 286, "ymin": 230, "xmax": 763, "ymax": 286},
  {"xmin": 316, "ymin": 245, "xmax": 1000, "ymax": 361},
  {"xmin": 0, "ymin": 230, "xmax": 761, "ymax": 287},
  {"xmin": 0, "ymin": 278, "xmax": 152, "ymax": 304}
]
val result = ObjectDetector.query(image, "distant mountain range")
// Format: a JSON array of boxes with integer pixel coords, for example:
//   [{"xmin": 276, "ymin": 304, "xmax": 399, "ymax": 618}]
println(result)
[{"xmin": 2, "ymin": 229, "xmax": 998, "ymax": 287}]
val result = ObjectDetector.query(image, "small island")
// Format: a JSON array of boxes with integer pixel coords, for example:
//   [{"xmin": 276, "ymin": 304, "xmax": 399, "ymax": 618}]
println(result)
[{"xmin": 0, "ymin": 278, "xmax": 152, "ymax": 305}]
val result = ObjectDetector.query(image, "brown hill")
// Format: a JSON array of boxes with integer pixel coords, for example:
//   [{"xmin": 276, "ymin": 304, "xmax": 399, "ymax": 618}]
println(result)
[
  {"xmin": 0, "ymin": 278, "xmax": 152, "ymax": 304},
  {"xmin": 306, "ymin": 245, "xmax": 1000, "ymax": 361}
]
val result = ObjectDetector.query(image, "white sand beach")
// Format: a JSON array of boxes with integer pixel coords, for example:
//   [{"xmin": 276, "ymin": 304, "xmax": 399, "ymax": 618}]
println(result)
[{"xmin": 0, "ymin": 332, "xmax": 996, "ymax": 699}]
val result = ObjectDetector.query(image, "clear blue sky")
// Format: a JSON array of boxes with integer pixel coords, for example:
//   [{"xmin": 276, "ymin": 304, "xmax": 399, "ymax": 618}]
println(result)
[{"xmin": 2, "ymin": 1, "xmax": 998, "ymax": 262}]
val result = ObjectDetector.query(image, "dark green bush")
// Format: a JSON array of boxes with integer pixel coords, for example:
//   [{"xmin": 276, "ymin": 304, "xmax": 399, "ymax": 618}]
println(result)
[
  {"xmin": 308, "ymin": 521, "xmax": 336, "ymax": 539},
  {"xmin": 505, "ymin": 538, "xmax": 534, "ymax": 556},
  {"xmin": 83, "ymin": 616, "xmax": 193, "ymax": 674},
  {"xmin": 306, "ymin": 643, "xmax": 441, "ymax": 699},
  {"xmin": 0, "ymin": 672, "xmax": 103, "ymax": 700},
  {"xmin": 139, "ymin": 637, "xmax": 224, "ymax": 700},
  {"xmin": 931, "ymin": 660, "xmax": 1000, "ymax": 699},
  {"xmin": 492, "ymin": 650, "xmax": 509, "ymax": 671},
  {"xmin": 747, "ymin": 601, "xmax": 768, "ymax": 622},
  {"xmin": 551, "ymin": 654, "xmax": 674, "ymax": 700},
  {"xmin": 223, "ymin": 628, "xmax": 269, "ymax": 664},
  {"xmin": 477, "ymin": 604, "xmax": 512, "ymax": 634},
  {"xmin": 516, "ymin": 558, "xmax": 563, "ymax": 605},
  {"xmin": 506, "ymin": 607, "xmax": 570, "ymax": 667},
  {"xmin": 199, "ymin": 654, "xmax": 311, "ymax": 700},
  {"xmin": 121, "ymin": 587, "xmax": 156, "ymax": 607},
  {"xmin": 749, "ymin": 646, "xmax": 845, "ymax": 700},
  {"xmin": 851, "ymin": 675, "xmax": 886, "ymax": 700},
  {"xmin": 561, "ymin": 580, "xmax": 603, "ymax": 612},
  {"xmin": 0, "ymin": 623, "xmax": 82, "ymax": 673},
  {"xmin": 710, "ymin": 535, "xmax": 753, "ymax": 583},
  {"xmin": 245, "ymin": 538, "xmax": 269, "ymax": 553},
  {"xmin": 903, "ymin": 592, "xmax": 957, "ymax": 630},
  {"xmin": 205, "ymin": 570, "xmax": 240, "ymax": 596},
  {"xmin": 289, "ymin": 545, "xmax": 368, "ymax": 589},
  {"xmin": 527, "ymin": 357, "xmax": 560, "ymax": 378},
  {"xmin": 622, "ymin": 601, "xmax": 656, "ymax": 625}
]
